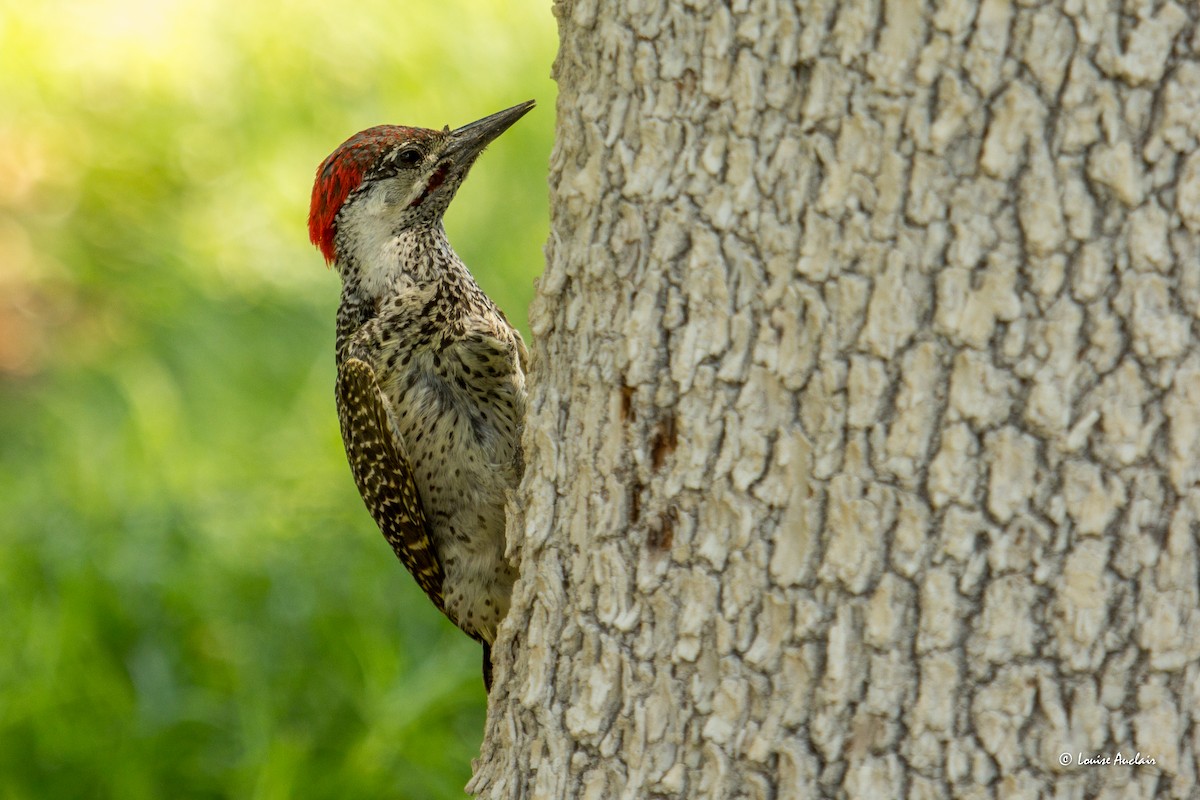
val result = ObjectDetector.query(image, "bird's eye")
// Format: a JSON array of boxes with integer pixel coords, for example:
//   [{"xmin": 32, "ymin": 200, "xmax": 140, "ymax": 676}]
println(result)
[{"xmin": 397, "ymin": 148, "xmax": 422, "ymax": 166}]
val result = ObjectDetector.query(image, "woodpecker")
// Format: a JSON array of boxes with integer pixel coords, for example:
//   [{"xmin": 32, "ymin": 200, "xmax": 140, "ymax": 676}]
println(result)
[{"xmin": 307, "ymin": 101, "xmax": 534, "ymax": 690}]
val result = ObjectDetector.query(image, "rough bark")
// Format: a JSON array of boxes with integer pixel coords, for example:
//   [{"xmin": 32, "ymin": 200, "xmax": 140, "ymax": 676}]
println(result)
[{"xmin": 470, "ymin": 1, "xmax": 1200, "ymax": 798}]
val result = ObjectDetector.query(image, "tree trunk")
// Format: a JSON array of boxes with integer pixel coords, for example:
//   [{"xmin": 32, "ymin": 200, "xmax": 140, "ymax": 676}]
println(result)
[{"xmin": 471, "ymin": 1, "xmax": 1200, "ymax": 797}]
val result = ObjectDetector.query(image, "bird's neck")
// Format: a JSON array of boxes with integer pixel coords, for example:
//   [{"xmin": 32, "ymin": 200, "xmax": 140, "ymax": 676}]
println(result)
[
  {"xmin": 334, "ymin": 222, "xmax": 485, "ymax": 359},
  {"xmin": 337, "ymin": 221, "xmax": 472, "ymax": 300}
]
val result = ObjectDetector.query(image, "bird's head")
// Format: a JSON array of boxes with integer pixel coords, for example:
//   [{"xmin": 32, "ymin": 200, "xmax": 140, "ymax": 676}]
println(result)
[{"xmin": 308, "ymin": 100, "xmax": 535, "ymax": 266}]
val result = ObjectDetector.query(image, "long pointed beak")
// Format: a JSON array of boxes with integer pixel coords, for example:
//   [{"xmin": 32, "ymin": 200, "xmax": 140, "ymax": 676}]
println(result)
[{"xmin": 444, "ymin": 100, "xmax": 536, "ymax": 165}]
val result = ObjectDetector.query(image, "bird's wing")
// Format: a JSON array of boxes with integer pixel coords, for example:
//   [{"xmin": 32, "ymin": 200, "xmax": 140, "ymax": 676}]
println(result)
[
  {"xmin": 336, "ymin": 357, "xmax": 445, "ymax": 614},
  {"xmin": 493, "ymin": 306, "xmax": 529, "ymax": 374},
  {"xmin": 514, "ymin": 330, "xmax": 530, "ymax": 375}
]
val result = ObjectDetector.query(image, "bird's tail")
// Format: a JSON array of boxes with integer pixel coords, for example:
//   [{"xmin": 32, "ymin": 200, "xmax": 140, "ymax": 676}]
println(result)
[{"xmin": 482, "ymin": 643, "xmax": 493, "ymax": 692}]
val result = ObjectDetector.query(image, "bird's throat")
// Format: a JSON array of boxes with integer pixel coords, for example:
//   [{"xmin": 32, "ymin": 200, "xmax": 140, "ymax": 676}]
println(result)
[{"xmin": 346, "ymin": 223, "xmax": 462, "ymax": 304}]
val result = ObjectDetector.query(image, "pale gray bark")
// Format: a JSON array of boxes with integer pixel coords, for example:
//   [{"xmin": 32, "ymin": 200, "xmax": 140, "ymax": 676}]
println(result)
[{"xmin": 470, "ymin": 1, "xmax": 1200, "ymax": 798}]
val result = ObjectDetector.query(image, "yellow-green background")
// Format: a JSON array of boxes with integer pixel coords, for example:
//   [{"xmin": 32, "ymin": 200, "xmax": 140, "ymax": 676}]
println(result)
[{"xmin": 0, "ymin": 1, "xmax": 554, "ymax": 796}]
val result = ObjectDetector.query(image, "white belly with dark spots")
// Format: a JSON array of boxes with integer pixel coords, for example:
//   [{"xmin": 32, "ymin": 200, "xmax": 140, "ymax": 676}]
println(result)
[{"xmin": 382, "ymin": 335, "xmax": 523, "ymax": 641}]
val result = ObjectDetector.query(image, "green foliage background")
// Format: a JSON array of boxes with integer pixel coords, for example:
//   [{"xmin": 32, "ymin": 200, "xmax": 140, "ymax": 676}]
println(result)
[{"xmin": 0, "ymin": 1, "xmax": 555, "ymax": 796}]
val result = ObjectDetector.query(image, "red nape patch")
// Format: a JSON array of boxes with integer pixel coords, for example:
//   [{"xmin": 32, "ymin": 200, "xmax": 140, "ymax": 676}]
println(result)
[{"xmin": 307, "ymin": 125, "xmax": 427, "ymax": 264}]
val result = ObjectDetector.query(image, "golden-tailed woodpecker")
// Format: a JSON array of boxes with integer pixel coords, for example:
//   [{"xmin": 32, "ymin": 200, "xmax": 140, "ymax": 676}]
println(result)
[{"xmin": 307, "ymin": 101, "xmax": 534, "ymax": 690}]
